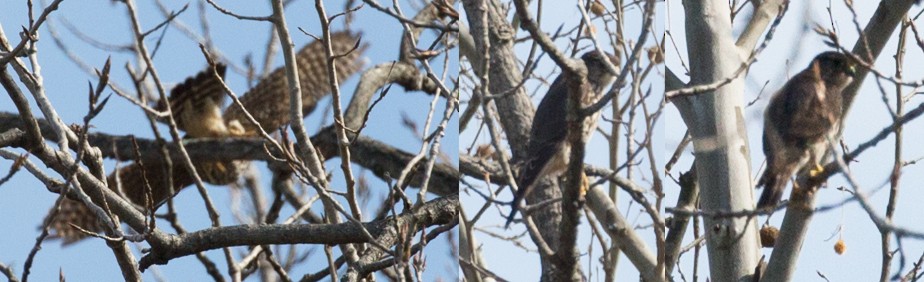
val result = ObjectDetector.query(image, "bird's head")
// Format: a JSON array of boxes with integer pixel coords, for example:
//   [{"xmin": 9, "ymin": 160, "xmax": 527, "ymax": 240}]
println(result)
[
  {"xmin": 811, "ymin": 51, "xmax": 856, "ymax": 87},
  {"xmin": 581, "ymin": 50, "xmax": 619, "ymax": 91}
]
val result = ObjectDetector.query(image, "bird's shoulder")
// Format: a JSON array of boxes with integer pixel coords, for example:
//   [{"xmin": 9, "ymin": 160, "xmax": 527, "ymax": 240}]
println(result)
[{"xmin": 768, "ymin": 70, "xmax": 827, "ymax": 116}]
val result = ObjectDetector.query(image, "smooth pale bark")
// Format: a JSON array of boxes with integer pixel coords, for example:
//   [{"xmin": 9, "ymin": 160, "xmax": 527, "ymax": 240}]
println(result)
[
  {"xmin": 674, "ymin": 1, "xmax": 760, "ymax": 281},
  {"xmin": 671, "ymin": 1, "xmax": 917, "ymax": 281}
]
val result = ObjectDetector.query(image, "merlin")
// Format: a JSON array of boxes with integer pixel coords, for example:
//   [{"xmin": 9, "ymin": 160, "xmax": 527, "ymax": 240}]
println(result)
[
  {"xmin": 505, "ymin": 51, "xmax": 618, "ymax": 228},
  {"xmin": 46, "ymin": 31, "xmax": 367, "ymax": 243},
  {"xmin": 756, "ymin": 51, "xmax": 856, "ymax": 209}
]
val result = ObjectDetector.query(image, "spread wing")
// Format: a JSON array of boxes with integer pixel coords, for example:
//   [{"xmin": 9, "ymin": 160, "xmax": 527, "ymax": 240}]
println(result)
[
  {"xmin": 156, "ymin": 63, "xmax": 228, "ymax": 133},
  {"xmin": 223, "ymin": 31, "xmax": 368, "ymax": 133}
]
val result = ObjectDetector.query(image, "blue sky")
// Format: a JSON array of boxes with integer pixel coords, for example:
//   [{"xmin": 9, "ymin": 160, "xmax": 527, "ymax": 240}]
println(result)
[{"xmin": 0, "ymin": 1, "xmax": 458, "ymax": 281}]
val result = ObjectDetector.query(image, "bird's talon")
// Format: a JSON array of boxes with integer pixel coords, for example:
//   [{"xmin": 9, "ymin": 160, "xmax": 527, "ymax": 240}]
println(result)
[
  {"xmin": 809, "ymin": 164, "xmax": 824, "ymax": 177},
  {"xmin": 580, "ymin": 173, "xmax": 589, "ymax": 198}
]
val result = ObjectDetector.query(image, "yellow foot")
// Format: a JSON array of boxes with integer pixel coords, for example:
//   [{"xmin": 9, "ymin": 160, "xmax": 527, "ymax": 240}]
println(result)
[
  {"xmin": 809, "ymin": 163, "xmax": 824, "ymax": 177},
  {"xmin": 580, "ymin": 172, "xmax": 589, "ymax": 198}
]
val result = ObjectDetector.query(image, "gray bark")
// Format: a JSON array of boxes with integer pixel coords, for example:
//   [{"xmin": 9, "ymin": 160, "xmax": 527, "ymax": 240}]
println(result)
[{"xmin": 672, "ymin": 1, "xmax": 761, "ymax": 281}]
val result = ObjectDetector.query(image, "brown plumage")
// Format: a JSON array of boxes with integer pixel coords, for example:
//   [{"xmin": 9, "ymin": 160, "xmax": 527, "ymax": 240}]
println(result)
[
  {"xmin": 46, "ymin": 31, "xmax": 368, "ymax": 244},
  {"xmin": 505, "ymin": 51, "xmax": 617, "ymax": 228},
  {"xmin": 756, "ymin": 51, "xmax": 855, "ymax": 209},
  {"xmin": 156, "ymin": 63, "xmax": 230, "ymax": 137},
  {"xmin": 223, "ymin": 31, "xmax": 368, "ymax": 133}
]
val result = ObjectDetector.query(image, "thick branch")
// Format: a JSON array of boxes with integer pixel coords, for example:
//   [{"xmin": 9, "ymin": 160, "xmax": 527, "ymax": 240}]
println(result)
[
  {"xmin": 678, "ymin": 1, "xmax": 760, "ymax": 280},
  {"xmin": 841, "ymin": 0, "xmax": 917, "ymax": 116},
  {"xmin": 0, "ymin": 112, "xmax": 459, "ymax": 197},
  {"xmin": 138, "ymin": 194, "xmax": 458, "ymax": 269},
  {"xmin": 585, "ymin": 186, "xmax": 659, "ymax": 281},
  {"xmin": 461, "ymin": 0, "xmax": 532, "ymax": 157}
]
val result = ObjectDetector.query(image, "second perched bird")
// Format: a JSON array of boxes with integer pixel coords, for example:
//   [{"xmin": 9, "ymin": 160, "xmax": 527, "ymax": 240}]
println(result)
[
  {"xmin": 756, "ymin": 51, "xmax": 856, "ymax": 209},
  {"xmin": 505, "ymin": 51, "xmax": 618, "ymax": 228}
]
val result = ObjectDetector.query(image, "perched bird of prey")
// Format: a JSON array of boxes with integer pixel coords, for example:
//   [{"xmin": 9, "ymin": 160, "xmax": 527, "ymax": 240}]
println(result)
[
  {"xmin": 505, "ymin": 51, "xmax": 618, "ymax": 228},
  {"xmin": 756, "ymin": 51, "xmax": 856, "ymax": 209},
  {"xmin": 45, "ymin": 31, "xmax": 368, "ymax": 244}
]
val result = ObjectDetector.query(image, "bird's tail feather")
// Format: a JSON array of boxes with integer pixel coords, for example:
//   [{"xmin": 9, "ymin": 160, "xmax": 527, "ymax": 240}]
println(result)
[
  {"xmin": 756, "ymin": 173, "xmax": 784, "ymax": 209},
  {"xmin": 504, "ymin": 204, "xmax": 519, "ymax": 229},
  {"xmin": 506, "ymin": 159, "xmax": 541, "ymax": 229}
]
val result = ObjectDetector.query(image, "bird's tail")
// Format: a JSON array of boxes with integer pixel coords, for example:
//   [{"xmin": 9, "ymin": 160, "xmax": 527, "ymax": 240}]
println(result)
[
  {"xmin": 504, "ymin": 203, "xmax": 519, "ymax": 229},
  {"xmin": 505, "ymin": 159, "xmax": 541, "ymax": 229},
  {"xmin": 505, "ymin": 172, "xmax": 529, "ymax": 229},
  {"xmin": 756, "ymin": 171, "xmax": 784, "ymax": 209}
]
